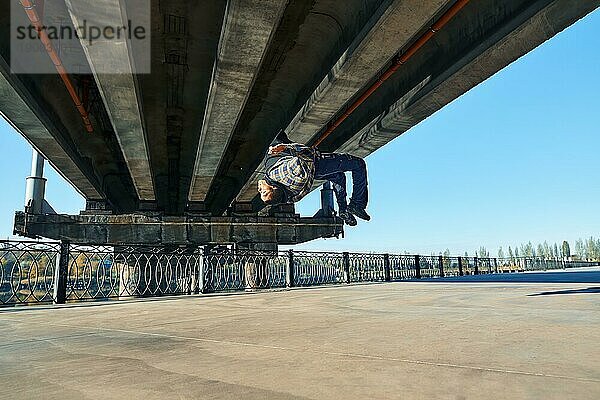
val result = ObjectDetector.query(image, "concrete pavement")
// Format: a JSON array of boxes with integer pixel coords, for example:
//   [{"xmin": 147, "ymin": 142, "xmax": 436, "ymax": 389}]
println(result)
[{"xmin": 1, "ymin": 273, "xmax": 599, "ymax": 399}]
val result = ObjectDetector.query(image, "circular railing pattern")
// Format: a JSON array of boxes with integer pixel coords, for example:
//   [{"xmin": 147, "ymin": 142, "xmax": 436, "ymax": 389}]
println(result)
[
  {"xmin": 1, "ymin": 241, "xmax": 59, "ymax": 305},
  {"xmin": 1, "ymin": 240, "xmax": 597, "ymax": 306},
  {"xmin": 293, "ymin": 251, "xmax": 343, "ymax": 286}
]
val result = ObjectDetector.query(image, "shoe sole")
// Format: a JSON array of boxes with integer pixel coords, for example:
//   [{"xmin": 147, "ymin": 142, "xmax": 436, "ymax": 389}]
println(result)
[
  {"xmin": 348, "ymin": 207, "xmax": 370, "ymax": 221},
  {"xmin": 341, "ymin": 218, "xmax": 357, "ymax": 226},
  {"xmin": 339, "ymin": 214, "xmax": 357, "ymax": 226}
]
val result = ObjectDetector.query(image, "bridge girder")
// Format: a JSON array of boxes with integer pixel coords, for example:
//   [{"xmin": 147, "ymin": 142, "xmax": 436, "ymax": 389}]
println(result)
[{"xmin": 3, "ymin": 0, "xmax": 600, "ymax": 245}]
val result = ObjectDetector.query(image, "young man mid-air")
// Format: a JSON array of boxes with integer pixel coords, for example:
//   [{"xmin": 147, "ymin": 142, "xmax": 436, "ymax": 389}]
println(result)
[{"xmin": 257, "ymin": 135, "xmax": 370, "ymax": 226}]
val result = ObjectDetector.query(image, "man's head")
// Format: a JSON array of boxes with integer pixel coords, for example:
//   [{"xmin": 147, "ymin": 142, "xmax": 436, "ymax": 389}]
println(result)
[{"xmin": 258, "ymin": 180, "xmax": 285, "ymax": 205}]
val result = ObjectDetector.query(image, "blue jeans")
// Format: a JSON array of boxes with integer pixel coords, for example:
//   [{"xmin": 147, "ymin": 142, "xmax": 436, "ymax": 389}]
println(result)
[{"xmin": 315, "ymin": 153, "xmax": 368, "ymax": 210}]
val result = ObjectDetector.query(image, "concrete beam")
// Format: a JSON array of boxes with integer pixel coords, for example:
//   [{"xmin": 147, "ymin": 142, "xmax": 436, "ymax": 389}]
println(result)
[
  {"xmin": 188, "ymin": 0, "xmax": 287, "ymax": 202},
  {"xmin": 337, "ymin": 0, "xmax": 600, "ymax": 158},
  {"xmin": 0, "ymin": 64, "xmax": 102, "ymax": 200},
  {"xmin": 64, "ymin": 0, "xmax": 155, "ymax": 201},
  {"xmin": 235, "ymin": 0, "xmax": 448, "ymax": 202},
  {"xmin": 240, "ymin": 0, "xmax": 600, "ymax": 204},
  {"xmin": 14, "ymin": 211, "xmax": 343, "ymax": 245},
  {"xmin": 287, "ymin": 0, "xmax": 448, "ymax": 144},
  {"xmin": 139, "ymin": 1, "xmax": 228, "ymax": 214},
  {"xmin": 204, "ymin": 0, "xmax": 389, "ymax": 215}
]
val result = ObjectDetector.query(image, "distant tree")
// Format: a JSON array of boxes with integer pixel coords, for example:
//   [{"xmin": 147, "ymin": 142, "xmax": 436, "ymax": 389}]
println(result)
[
  {"xmin": 514, "ymin": 247, "xmax": 520, "ymax": 258},
  {"xmin": 543, "ymin": 241, "xmax": 551, "ymax": 258},
  {"xmin": 521, "ymin": 242, "xmax": 535, "ymax": 258},
  {"xmin": 575, "ymin": 239, "xmax": 585, "ymax": 259},
  {"xmin": 586, "ymin": 236, "xmax": 598, "ymax": 260},
  {"xmin": 537, "ymin": 244, "xmax": 545, "ymax": 258},
  {"xmin": 508, "ymin": 246, "xmax": 514, "ymax": 261},
  {"xmin": 464, "ymin": 251, "xmax": 469, "ymax": 258},
  {"xmin": 498, "ymin": 246, "xmax": 504, "ymax": 259},
  {"xmin": 583, "ymin": 238, "xmax": 591, "ymax": 260},
  {"xmin": 562, "ymin": 241, "xmax": 571, "ymax": 259},
  {"xmin": 477, "ymin": 246, "xmax": 488, "ymax": 258},
  {"xmin": 553, "ymin": 243, "xmax": 560, "ymax": 259},
  {"xmin": 443, "ymin": 249, "xmax": 451, "ymax": 258}
]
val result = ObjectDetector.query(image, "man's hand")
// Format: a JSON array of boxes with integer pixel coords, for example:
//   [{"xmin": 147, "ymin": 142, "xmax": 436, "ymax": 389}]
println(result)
[{"xmin": 268, "ymin": 144, "xmax": 287, "ymax": 155}]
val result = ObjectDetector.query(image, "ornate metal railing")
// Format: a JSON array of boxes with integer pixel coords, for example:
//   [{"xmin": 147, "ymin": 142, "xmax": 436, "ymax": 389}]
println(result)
[
  {"xmin": 1, "ymin": 240, "xmax": 598, "ymax": 306},
  {"xmin": 65, "ymin": 244, "xmax": 200, "ymax": 300},
  {"xmin": 0, "ymin": 241, "xmax": 60, "ymax": 304}
]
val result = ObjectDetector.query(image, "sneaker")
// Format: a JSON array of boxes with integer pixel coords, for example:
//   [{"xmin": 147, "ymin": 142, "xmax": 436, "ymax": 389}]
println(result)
[
  {"xmin": 338, "ymin": 210, "xmax": 357, "ymax": 226},
  {"xmin": 348, "ymin": 203, "xmax": 371, "ymax": 221}
]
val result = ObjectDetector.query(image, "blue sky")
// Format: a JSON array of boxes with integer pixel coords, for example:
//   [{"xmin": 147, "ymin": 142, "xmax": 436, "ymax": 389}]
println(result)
[{"xmin": 1, "ymin": 9, "xmax": 599, "ymax": 255}]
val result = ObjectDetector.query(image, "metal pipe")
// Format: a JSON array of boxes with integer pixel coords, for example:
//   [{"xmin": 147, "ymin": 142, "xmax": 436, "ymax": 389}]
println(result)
[
  {"xmin": 25, "ymin": 149, "xmax": 47, "ymax": 214},
  {"xmin": 312, "ymin": 0, "xmax": 470, "ymax": 148},
  {"xmin": 320, "ymin": 182, "xmax": 335, "ymax": 217},
  {"xmin": 30, "ymin": 149, "xmax": 44, "ymax": 177},
  {"xmin": 19, "ymin": 0, "xmax": 94, "ymax": 133}
]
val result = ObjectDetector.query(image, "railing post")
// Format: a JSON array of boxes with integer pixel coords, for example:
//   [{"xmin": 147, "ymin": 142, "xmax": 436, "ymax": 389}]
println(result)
[
  {"xmin": 53, "ymin": 240, "xmax": 69, "ymax": 304},
  {"xmin": 192, "ymin": 247, "xmax": 201, "ymax": 294},
  {"xmin": 494, "ymin": 258, "xmax": 498, "ymax": 274},
  {"xmin": 343, "ymin": 252, "xmax": 350, "ymax": 284},
  {"xmin": 414, "ymin": 255, "xmax": 421, "ymax": 279},
  {"xmin": 186, "ymin": 258, "xmax": 193, "ymax": 295},
  {"xmin": 438, "ymin": 255, "xmax": 444, "ymax": 278},
  {"xmin": 286, "ymin": 249, "xmax": 295, "ymax": 288},
  {"xmin": 185, "ymin": 246, "xmax": 198, "ymax": 295},
  {"xmin": 458, "ymin": 256, "xmax": 464, "ymax": 276},
  {"xmin": 474, "ymin": 257, "xmax": 479, "ymax": 275},
  {"xmin": 383, "ymin": 254, "xmax": 390, "ymax": 282},
  {"xmin": 201, "ymin": 246, "xmax": 214, "ymax": 294}
]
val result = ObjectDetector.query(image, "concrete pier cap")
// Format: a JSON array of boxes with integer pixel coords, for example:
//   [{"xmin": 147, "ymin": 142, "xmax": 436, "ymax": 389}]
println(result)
[{"xmin": 13, "ymin": 211, "xmax": 343, "ymax": 246}]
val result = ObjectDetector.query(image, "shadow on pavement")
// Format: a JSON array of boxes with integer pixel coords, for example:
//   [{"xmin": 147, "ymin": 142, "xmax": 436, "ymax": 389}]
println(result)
[
  {"xmin": 527, "ymin": 287, "xmax": 600, "ymax": 296},
  {"xmin": 422, "ymin": 269, "xmax": 600, "ymax": 284}
]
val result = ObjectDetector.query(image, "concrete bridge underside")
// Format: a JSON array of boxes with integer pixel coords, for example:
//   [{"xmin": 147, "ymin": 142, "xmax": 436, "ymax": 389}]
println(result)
[{"xmin": 1, "ymin": 0, "xmax": 599, "ymax": 245}]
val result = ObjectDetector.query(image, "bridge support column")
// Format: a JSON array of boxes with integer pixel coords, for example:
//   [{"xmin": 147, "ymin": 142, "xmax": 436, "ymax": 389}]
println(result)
[
  {"xmin": 314, "ymin": 182, "xmax": 335, "ymax": 217},
  {"xmin": 237, "ymin": 243, "xmax": 276, "ymax": 290},
  {"xmin": 25, "ymin": 150, "xmax": 46, "ymax": 214}
]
